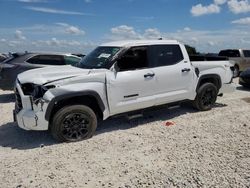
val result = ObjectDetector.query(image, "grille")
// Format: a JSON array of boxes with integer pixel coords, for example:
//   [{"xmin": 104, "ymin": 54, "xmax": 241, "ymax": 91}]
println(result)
[{"xmin": 15, "ymin": 88, "xmax": 23, "ymax": 112}]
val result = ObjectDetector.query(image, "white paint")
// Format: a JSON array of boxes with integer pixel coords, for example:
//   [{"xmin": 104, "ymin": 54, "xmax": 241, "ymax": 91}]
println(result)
[{"xmin": 15, "ymin": 40, "xmax": 235, "ymax": 131}]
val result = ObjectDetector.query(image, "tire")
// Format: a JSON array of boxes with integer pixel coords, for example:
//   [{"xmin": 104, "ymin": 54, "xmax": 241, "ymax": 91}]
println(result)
[
  {"xmin": 51, "ymin": 105, "xmax": 97, "ymax": 142},
  {"xmin": 233, "ymin": 65, "xmax": 240, "ymax": 77},
  {"xmin": 193, "ymin": 83, "xmax": 218, "ymax": 111}
]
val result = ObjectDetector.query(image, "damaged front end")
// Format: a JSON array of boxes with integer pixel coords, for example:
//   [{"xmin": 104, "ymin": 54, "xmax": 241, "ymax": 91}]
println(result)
[
  {"xmin": 14, "ymin": 80, "xmax": 54, "ymax": 131},
  {"xmin": 21, "ymin": 83, "xmax": 55, "ymax": 105}
]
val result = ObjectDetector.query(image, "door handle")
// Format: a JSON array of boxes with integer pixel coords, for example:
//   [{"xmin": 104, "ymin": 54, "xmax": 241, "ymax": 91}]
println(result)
[
  {"xmin": 144, "ymin": 73, "xmax": 155, "ymax": 78},
  {"xmin": 182, "ymin": 68, "xmax": 191, "ymax": 72}
]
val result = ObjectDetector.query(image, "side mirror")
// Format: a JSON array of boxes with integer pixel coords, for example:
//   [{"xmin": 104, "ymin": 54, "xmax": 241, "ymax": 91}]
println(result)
[
  {"xmin": 113, "ymin": 61, "xmax": 120, "ymax": 72},
  {"xmin": 116, "ymin": 59, "xmax": 127, "ymax": 71}
]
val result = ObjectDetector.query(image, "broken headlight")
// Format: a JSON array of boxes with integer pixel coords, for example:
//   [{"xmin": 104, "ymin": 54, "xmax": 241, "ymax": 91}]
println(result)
[{"xmin": 21, "ymin": 83, "xmax": 55, "ymax": 102}]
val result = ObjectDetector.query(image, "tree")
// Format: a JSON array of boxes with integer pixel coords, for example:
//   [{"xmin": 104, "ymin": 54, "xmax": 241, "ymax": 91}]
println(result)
[{"xmin": 185, "ymin": 44, "xmax": 199, "ymax": 55}]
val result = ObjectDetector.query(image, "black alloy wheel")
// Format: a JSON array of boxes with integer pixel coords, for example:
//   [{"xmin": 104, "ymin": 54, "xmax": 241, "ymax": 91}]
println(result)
[
  {"xmin": 61, "ymin": 113, "xmax": 91, "ymax": 141},
  {"xmin": 200, "ymin": 87, "xmax": 217, "ymax": 107},
  {"xmin": 193, "ymin": 83, "xmax": 218, "ymax": 111},
  {"xmin": 51, "ymin": 105, "xmax": 97, "ymax": 142}
]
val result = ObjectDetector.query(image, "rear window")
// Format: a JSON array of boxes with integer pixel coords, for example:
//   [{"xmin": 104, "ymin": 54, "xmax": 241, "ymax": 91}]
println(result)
[
  {"xmin": 218, "ymin": 50, "xmax": 240, "ymax": 57},
  {"xmin": 243, "ymin": 50, "xmax": 250, "ymax": 57},
  {"xmin": 148, "ymin": 45, "xmax": 184, "ymax": 67}
]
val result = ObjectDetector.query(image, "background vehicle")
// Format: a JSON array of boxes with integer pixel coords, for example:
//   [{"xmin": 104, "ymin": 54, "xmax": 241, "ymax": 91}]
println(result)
[
  {"xmin": 239, "ymin": 68, "xmax": 250, "ymax": 88},
  {"xmin": 72, "ymin": 53, "xmax": 85, "ymax": 58},
  {"xmin": 0, "ymin": 52, "xmax": 81, "ymax": 90},
  {"xmin": 0, "ymin": 53, "xmax": 7, "ymax": 62},
  {"xmin": 14, "ymin": 40, "xmax": 235, "ymax": 142},
  {"xmin": 218, "ymin": 49, "xmax": 250, "ymax": 77}
]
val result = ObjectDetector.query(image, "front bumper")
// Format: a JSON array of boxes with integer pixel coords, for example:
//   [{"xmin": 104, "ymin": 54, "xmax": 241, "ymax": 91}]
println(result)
[
  {"xmin": 14, "ymin": 81, "xmax": 49, "ymax": 131},
  {"xmin": 239, "ymin": 77, "xmax": 250, "ymax": 88}
]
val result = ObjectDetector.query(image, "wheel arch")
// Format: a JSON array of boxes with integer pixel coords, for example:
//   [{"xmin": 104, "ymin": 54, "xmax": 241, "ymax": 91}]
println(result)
[
  {"xmin": 196, "ymin": 74, "xmax": 222, "ymax": 92},
  {"xmin": 234, "ymin": 63, "xmax": 239, "ymax": 69},
  {"xmin": 45, "ymin": 90, "xmax": 105, "ymax": 122}
]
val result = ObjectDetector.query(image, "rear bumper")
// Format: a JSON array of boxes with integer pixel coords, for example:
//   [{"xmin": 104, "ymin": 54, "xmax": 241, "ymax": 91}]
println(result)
[
  {"xmin": 219, "ymin": 83, "xmax": 236, "ymax": 94},
  {"xmin": 14, "ymin": 81, "xmax": 49, "ymax": 131}
]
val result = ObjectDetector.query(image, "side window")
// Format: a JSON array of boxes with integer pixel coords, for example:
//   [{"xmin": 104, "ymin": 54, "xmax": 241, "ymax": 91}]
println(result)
[
  {"xmin": 64, "ymin": 56, "xmax": 81, "ymax": 65},
  {"xmin": 27, "ymin": 55, "xmax": 64, "ymax": 65},
  {"xmin": 117, "ymin": 47, "xmax": 148, "ymax": 71},
  {"xmin": 218, "ymin": 51, "xmax": 227, "ymax": 56},
  {"xmin": 219, "ymin": 50, "xmax": 240, "ymax": 57},
  {"xmin": 148, "ymin": 45, "xmax": 184, "ymax": 67},
  {"xmin": 243, "ymin": 50, "xmax": 250, "ymax": 57},
  {"xmin": 26, "ymin": 55, "xmax": 40, "ymax": 64},
  {"xmin": 229, "ymin": 50, "xmax": 240, "ymax": 57}
]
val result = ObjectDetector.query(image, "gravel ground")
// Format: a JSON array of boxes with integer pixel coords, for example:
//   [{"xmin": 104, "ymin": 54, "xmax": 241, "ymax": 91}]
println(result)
[{"xmin": 0, "ymin": 80, "xmax": 250, "ymax": 188}]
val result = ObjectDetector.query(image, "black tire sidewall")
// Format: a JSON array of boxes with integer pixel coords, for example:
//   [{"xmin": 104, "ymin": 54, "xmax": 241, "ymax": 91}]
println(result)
[
  {"xmin": 194, "ymin": 83, "xmax": 218, "ymax": 111},
  {"xmin": 234, "ymin": 65, "xmax": 240, "ymax": 77},
  {"xmin": 51, "ymin": 105, "xmax": 97, "ymax": 142}
]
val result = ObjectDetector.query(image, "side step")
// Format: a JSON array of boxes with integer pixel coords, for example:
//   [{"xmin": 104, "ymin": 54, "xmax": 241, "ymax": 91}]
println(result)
[
  {"xmin": 114, "ymin": 101, "xmax": 188, "ymax": 121},
  {"xmin": 126, "ymin": 113, "xmax": 144, "ymax": 120}
]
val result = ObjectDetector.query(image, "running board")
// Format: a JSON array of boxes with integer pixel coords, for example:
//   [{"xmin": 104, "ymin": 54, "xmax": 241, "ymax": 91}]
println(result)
[{"xmin": 126, "ymin": 113, "xmax": 144, "ymax": 120}]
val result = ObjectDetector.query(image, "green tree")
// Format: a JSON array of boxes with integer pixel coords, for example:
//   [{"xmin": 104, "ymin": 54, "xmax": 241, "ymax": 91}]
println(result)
[{"xmin": 185, "ymin": 44, "xmax": 199, "ymax": 55}]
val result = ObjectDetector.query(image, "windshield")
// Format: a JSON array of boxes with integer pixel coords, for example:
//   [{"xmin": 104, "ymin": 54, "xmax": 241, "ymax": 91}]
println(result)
[{"xmin": 77, "ymin": 46, "xmax": 121, "ymax": 69}]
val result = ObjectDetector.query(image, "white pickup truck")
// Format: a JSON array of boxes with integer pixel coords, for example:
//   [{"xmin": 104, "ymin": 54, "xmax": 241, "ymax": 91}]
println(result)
[{"xmin": 14, "ymin": 40, "xmax": 235, "ymax": 142}]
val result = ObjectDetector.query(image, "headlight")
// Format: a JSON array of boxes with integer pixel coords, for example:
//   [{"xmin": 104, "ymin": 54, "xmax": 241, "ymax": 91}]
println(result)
[{"xmin": 21, "ymin": 83, "xmax": 55, "ymax": 102}]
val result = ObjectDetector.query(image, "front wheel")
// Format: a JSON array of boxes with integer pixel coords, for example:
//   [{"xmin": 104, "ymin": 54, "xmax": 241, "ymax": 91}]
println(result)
[
  {"xmin": 193, "ymin": 83, "xmax": 218, "ymax": 111},
  {"xmin": 51, "ymin": 105, "xmax": 97, "ymax": 142}
]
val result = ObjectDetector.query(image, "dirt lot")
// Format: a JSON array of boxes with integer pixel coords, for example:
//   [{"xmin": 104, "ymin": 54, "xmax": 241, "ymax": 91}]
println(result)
[{"xmin": 0, "ymin": 80, "xmax": 250, "ymax": 188}]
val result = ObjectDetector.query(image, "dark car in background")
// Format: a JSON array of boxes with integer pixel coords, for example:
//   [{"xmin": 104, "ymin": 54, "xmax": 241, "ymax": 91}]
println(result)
[
  {"xmin": 0, "ymin": 54, "xmax": 7, "ymax": 62},
  {"xmin": 72, "ymin": 53, "xmax": 85, "ymax": 58},
  {"xmin": 239, "ymin": 68, "xmax": 250, "ymax": 88},
  {"xmin": 0, "ymin": 52, "xmax": 81, "ymax": 90}
]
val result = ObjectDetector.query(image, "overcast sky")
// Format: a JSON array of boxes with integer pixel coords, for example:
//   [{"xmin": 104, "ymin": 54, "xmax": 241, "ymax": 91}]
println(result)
[{"xmin": 0, "ymin": 0, "xmax": 250, "ymax": 53}]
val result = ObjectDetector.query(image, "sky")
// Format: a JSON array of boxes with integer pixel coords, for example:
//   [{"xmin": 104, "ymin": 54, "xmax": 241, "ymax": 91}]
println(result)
[{"xmin": 0, "ymin": 0, "xmax": 250, "ymax": 54}]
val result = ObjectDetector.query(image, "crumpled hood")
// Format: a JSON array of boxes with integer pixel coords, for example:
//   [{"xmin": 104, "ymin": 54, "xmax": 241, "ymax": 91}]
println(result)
[{"xmin": 17, "ymin": 65, "xmax": 104, "ymax": 85}]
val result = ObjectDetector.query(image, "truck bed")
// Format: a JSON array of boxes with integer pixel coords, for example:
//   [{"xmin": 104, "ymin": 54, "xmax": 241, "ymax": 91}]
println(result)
[{"xmin": 189, "ymin": 55, "xmax": 228, "ymax": 62}]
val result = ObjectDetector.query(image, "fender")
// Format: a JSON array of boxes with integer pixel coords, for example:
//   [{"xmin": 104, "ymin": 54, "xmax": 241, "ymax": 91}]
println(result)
[
  {"xmin": 45, "ymin": 90, "xmax": 105, "ymax": 121},
  {"xmin": 196, "ymin": 74, "xmax": 222, "ymax": 92}
]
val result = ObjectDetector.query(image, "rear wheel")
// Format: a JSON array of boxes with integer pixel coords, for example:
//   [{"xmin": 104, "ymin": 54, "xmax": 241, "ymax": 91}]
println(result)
[
  {"xmin": 193, "ymin": 83, "xmax": 218, "ymax": 111},
  {"xmin": 51, "ymin": 105, "xmax": 97, "ymax": 142},
  {"xmin": 234, "ymin": 65, "xmax": 240, "ymax": 77}
]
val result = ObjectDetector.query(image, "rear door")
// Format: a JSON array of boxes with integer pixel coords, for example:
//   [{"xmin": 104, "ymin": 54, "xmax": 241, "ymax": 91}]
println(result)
[
  {"xmin": 0, "ymin": 55, "xmax": 34, "ymax": 89},
  {"xmin": 148, "ymin": 44, "xmax": 194, "ymax": 105}
]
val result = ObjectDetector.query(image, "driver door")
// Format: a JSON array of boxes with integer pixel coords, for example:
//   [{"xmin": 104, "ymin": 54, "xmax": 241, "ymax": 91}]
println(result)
[{"xmin": 106, "ymin": 46, "xmax": 156, "ymax": 115}]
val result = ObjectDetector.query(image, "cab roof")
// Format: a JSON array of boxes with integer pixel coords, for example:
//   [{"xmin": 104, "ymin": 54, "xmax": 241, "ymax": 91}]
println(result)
[{"xmin": 100, "ymin": 40, "xmax": 180, "ymax": 47}]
